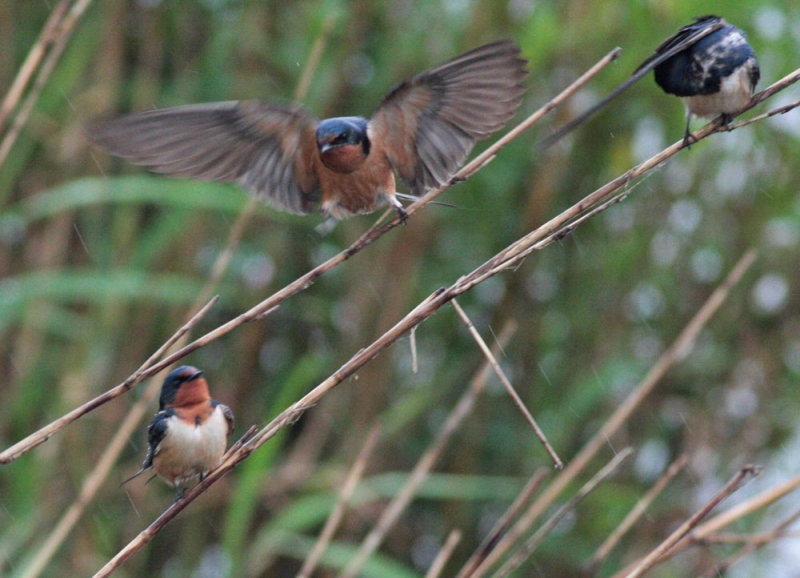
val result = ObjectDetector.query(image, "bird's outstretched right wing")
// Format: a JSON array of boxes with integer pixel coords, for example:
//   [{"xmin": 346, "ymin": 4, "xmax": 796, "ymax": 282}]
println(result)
[{"xmin": 369, "ymin": 40, "xmax": 527, "ymax": 195}]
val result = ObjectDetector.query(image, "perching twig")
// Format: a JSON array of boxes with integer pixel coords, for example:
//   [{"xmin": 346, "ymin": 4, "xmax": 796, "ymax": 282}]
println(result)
[{"xmin": 725, "ymin": 98, "xmax": 800, "ymax": 132}]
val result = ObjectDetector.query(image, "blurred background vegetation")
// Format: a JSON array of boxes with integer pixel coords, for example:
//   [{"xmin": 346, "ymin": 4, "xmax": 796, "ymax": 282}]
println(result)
[{"xmin": 2, "ymin": 0, "xmax": 800, "ymax": 576}]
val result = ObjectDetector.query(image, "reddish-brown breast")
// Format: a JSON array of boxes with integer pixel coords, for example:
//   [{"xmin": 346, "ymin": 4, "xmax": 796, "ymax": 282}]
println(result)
[
  {"xmin": 316, "ymin": 151, "xmax": 396, "ymax": 218},
  {"xmin": 170, "ymin": 377, "xmax": 214, "ymax": 424}
]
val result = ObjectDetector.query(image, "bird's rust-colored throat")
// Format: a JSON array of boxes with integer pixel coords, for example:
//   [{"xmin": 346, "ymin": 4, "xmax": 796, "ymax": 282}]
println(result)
[
  {"xmin": 319, "ymin": 142, "xmax": 367, "ymax": 173},
  {"xmin": 171, "ymin": 378, "xmax": 211, "ymax": 408}
]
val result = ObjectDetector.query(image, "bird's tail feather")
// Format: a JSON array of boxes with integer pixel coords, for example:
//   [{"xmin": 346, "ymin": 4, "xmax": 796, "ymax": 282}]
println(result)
[
  {"xmin": 395, "ymin": 192, "xmax": 457, "ymax": 208},
  {"xmin": 120, "ymin": 467, "xmax": 154, "ymax": 486}
]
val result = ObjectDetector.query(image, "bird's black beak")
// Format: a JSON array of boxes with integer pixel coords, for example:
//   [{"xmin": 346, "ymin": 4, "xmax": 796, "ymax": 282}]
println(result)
[{"xmin": 189, "ymin": 370, "xmax": 204, "ymax": 381}]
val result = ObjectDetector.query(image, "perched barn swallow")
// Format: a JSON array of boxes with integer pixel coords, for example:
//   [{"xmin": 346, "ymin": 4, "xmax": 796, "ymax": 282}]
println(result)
[
  {"xmin": 91, "ymin": 41, "xmax": 527, "ymax": 220},
  {"xmin": 638, "ymin": 15, "xmax": 759, "ymax": 146},
  {"xmin": 124, "ymin": 366, "xmax": 234, "ymax": 499}
]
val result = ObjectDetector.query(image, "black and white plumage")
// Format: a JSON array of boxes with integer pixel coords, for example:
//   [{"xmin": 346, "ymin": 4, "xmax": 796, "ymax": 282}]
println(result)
[
  {"xmin": 638, "ymin": 15, "xmax": 760, "ymax": 146},
  {"xmin": 125, "ymin": 366, "xmax": 234, "ymax": 500}
]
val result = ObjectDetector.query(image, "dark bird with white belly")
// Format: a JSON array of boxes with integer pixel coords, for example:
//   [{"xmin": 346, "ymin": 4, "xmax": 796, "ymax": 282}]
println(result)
[
  {"xmin": 124, "ymin": 366, "xmax": 234, "ymax": 500},
  {"xmin": 637, "ymin": 15, "xmax": 760, "ymax": 147}
]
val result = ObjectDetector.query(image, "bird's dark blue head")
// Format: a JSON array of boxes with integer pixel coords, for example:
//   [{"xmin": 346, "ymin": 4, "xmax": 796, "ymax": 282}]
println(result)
[
  {"xmin": 159, "ymin": 366, "xmax": 204, "ymax": 409},
  {"xmin": 316, "ymin": 117, "xmax": 369, "ymax": 152},
  {"xmin": 316, "ymin": 117, "xmax": 370, "ymax": 172}
]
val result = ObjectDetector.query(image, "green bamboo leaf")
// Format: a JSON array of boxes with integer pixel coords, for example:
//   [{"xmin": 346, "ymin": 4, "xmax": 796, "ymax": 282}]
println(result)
[
  {"xmin": 0, "ymin": 269, "xmax": 215, "ymax": 328},
  {"xmin": 3, "ymin": 176, "xmax": 264, "ymax": 227}
]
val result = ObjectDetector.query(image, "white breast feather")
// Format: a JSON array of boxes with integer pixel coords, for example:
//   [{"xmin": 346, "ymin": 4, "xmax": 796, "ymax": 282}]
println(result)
[
  {"xmin": 684, "ymin": 62, "xmax": 756, "ymax": 118},
  {"xmin": 153, "ymin": 407, "xmax": 229, "ymax": 486}
]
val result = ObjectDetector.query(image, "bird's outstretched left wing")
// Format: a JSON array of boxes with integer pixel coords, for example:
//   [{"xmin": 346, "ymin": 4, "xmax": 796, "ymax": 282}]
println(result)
[{"xmin": 369, "ymin": 40, "xmax": 527, "ymax": 195}]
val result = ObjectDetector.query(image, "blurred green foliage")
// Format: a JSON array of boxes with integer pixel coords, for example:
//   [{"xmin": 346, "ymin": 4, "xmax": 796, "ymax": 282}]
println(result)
[{"xmin": 2, "ymin": 0, "xmax": 800, "ymax": 576}]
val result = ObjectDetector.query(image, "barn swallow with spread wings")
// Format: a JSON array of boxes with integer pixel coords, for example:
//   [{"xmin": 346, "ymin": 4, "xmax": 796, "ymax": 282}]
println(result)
[
  {"xmin": 637, "ymin": 15, "xmax": 759, "ymax": 147},
  {"xmin": 92, "ymin": 41, "xmax": 527, "ymax": 220}
]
